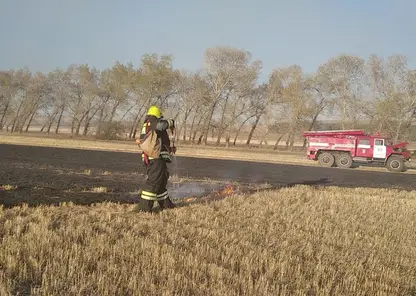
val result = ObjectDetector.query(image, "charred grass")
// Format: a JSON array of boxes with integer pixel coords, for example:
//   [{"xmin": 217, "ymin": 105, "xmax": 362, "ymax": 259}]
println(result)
[
  {"xmin": 0, "ymin": 133, "xmax": 306, "ymax": 165},
  {"xmin": 2, "ymin": 133, "xmax": 416, "ymax": 174},
  {"xmin": 1, "ymin": 185, "xmax": 415, "ymax": 295}
]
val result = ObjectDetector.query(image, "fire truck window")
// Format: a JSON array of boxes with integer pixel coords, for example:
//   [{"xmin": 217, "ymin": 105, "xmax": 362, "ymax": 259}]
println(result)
[
  {"xmin": 375, "ymin": 139, "xmax": 384, "ymax": 146},
  {"xmin": 359, "ymin": 139, "xmax": 370, "ymax": 145}
]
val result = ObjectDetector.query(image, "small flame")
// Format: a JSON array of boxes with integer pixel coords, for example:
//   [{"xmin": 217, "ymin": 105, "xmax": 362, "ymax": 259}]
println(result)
[{"xmin": 216, "ymin": 184, "xmax": 234, "ymax": 196}]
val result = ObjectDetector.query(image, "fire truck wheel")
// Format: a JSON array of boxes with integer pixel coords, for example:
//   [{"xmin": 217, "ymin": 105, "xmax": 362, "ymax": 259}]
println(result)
[
  {"xmin": 386, "ymin": 155, "xmax": 405, "ymax": 172},
  {"xmin": 335, "ymin": 153, "xmax": 353, "ymax": 168},
  {"xmin": 318, "ymin": 152, "xmax": 335, "ymax": 167}
]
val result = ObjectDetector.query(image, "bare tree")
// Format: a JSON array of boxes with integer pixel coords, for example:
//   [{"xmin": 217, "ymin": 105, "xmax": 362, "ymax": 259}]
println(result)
[
  {"xmin": 2, "ymin": 50, "xmax": 416, "ymax": 142},
  {"xmin": 268, "ymin": 65, "xmax": 316, "ymax": 150},
  {"xmin": 316, "ymin": 54, "xmax": 366, "ymax": 129},
  {"xmin": 66, "ymin": 64, "xmax": 99, "ymax": 135},
  {"xmin": 95, "ymin": 62, "xmax": 136, "ymax": 139},
  {"xmin": 364, "ymin": 54, "xmax": 416, "ymax": 141},
  {"xmin": 8, "ymin": 68, "xmax": 32, "ymax": 133},
  {"xmin": 0, "ymin": 70, "xmax": 20, "ymax": 130},
  {"xmin": 202, "ymin": 46, "xmax": 262, "ymax": 146},
  {"xmin": 128, "ymin": 54, "xmax": 180, "ymax": 139},
  {"xmin": 40, "ymin": 69, "xmax": 70, "ymax": 134},
  {"xmin": 238, "ymin": 83, "xmax": 269, "ymax": 146}
]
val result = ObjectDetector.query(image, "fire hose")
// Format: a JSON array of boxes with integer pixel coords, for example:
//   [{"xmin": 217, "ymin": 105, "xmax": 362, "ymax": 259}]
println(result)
[
  {"xmin": 169, "ymin": 119, "xmax": 177, "ymax": 155},
  {"xmin": 170, "ymin": 119, "xmax": 176, "ymax": 155},
  {"xmin": 169, "ymin": 122, "xmax": 179, "ymax": 180}
]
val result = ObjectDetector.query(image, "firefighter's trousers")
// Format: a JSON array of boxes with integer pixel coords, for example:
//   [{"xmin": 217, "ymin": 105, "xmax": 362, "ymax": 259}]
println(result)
[{"xmin": 138, "ymin": 158, "xmax": 175, "ymax": 212}]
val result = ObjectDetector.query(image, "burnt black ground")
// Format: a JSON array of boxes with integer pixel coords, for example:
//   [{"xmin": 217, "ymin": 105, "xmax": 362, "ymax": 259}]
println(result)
[{"xmin": 0, "ymin": 143, "xmax": 415, "ymax": 208}]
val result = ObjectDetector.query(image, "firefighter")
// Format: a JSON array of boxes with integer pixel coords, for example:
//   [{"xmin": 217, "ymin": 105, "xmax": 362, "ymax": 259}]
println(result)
[{"xmin": 136, "ymin": 105, "xmax": 177, "ymax": 213}]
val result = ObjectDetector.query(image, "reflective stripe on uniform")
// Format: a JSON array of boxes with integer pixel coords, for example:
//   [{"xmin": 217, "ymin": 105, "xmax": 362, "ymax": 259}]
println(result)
[
  {"xmin": 156, "ymin": 191, "xmax": 168, "ymax": 200},
  {"xmin": 142, "ymin": 151, "xmax": 170, "ymax": 161},
  {"xmin": 141, "ymin": 190, "xmax": 158, "ymax": 201},
  {"xmin": 141, "ymin": 122, "xmax": 149, "ymax": 134},
  {"xmin": 142, "ymin": 153, "xmax": 155, "ymax": 160},
  {"xmin": 141, "ymin": 190, "xmax": 169, "ymax": 201},
  {"xmin": 160, "ymin": 151, "xmax": 171, "ymax": 161}
]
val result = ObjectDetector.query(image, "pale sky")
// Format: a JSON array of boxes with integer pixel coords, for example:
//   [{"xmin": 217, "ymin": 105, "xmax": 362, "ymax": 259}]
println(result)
[{"xmin": 1, "ymin": 0, "xmax": 415, "ymax": 82}]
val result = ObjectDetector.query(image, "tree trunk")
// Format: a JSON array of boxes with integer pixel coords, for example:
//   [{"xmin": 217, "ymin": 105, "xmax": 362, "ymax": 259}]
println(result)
[
  {"xmin": 233, "ymin": 127, "xmax": 243, "ymax": 146},
  {"xmin": 42, "ymin": 110, "xmax": 58, "ymax": 133},
  {"xmin": 129, "ymin": 112, "xmax": 141, "ymax": 139},
  {"xmin": 259, "ymin": 130, "xmax": 270, "ymax": 147},
  {"xmin": 83, "ymin": 105, "xmax": 102, "ymax": 136},
  {"xmin": 273, "ymin": 134, "xmax": 285, "ymax": 150},
  {"xmin": 96, "ymin": 106, "xmax": 105, "ymax": 135},
  {"xmin": 197, "ymin": 134, "xmax": 204, "ymax": 144},
  {"xmin": 132, "ymin": 127, "xmax": 138, "ymax": 139},
  {"xmin": 285, "ymin": 134, "xmax": 292, "ymax": 150},
  {"xmin": 289, "ymin": 133, "xmax": 295, "ymax": 151},
  {"xmin": 75, "ymin": 120, "xmax": 82, "ymax": 136},
  {"xmin": 233, "ymin": 115, "xmax": 255, "ymax": 146},
  {"xmin": 24, "ymin": 111, "xmax": 37, "ymax": 132},
  {"xmin": 82, "ymin": 110, "xmax": 90, "ymax": 136},
  {"xmin": 40, "ymin": 122, "xmax": 47, "ymax": 132},
  {"xmin": 11, "ymin": 101, "xmax": 24, "ymax": 133},
  {"xmin": 215, "ymin": 128, "xmax": 224, "ymax": 146},
  {"xmin": 191, "ymin": 131, "xmax": 197, "ymax": 143},
  {"xmin": 46, "ymin": 112, "xmax": 58, "ymax": 134},
  {"xmin": 394, "ymin": 121, "xmax": 403, "ymax": 142},
  {"xmin": 129, "ymin": 106, "xmax": 147, "ymax": 139},
  {"xmin": 132, "ymin": 108, "xmax": 148, "ymax": 139},
  {"xmin": 225, "ymin": 132, "xmax": 231, "ymax": 148},
  {"xmin": 302, "ymin": 115, "xmax": 321, "ymax": 148},
  {"xmin": 76, "ymin": 111, "xmax": 89, "ymax": 136},
  {"xmin": 109, "ymin": 100, "xmax": 120, "ymax": 123},
  {"xmin": 183, "ymin": 126, "xmax": 187, "ymax": 141},
  {"xmin": 71, "ymin": 116, "xmax": 77, "ymax": 135},
  {"xmin": 190, "ymin": 114, "xmax": 204, "ymax": 144},
  {"xmin": 246, "ymin": 115, "xmax": 261, "ymax": 145},
  {"xmin": 83, "ymin": 118, "xmax": 90, "ymax": 136},
  {"xmin": 55, "ymin": 106, "xmax": 65, "ymax": 134},
  {"xmin": 76, "ymin": 108, "xmax": 91, "ymax": 136},
  {"xmin": 0, "ymin": 101, "xmax": 10, "ymax": 130},
  {"xmin": 182, "ymin": 111, "xmax": 191, "ymax": 141},
  {"xmin": 203, "ymin": 102, "xmax": 217, "ymax": 145}
]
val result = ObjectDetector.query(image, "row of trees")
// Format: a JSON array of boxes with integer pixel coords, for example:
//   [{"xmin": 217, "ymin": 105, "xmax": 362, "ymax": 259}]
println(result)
[{"xmin": 1, "ymin": 46, "xmax": 416, "ymax": 149}]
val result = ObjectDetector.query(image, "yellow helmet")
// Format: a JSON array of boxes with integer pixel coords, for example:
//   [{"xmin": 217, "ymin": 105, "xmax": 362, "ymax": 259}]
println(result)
[{"xmin": 147, "ymin": 105, "xmax": 162, "ymax": 118}]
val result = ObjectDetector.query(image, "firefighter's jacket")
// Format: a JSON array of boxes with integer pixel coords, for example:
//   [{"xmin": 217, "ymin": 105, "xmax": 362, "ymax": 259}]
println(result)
[{"xmin": 140, "ymin": 115, "xmax": 172, "ymax": 163}]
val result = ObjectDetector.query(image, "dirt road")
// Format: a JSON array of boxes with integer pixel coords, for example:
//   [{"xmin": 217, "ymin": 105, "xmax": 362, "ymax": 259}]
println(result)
[{"xmin": 1, "ymin": 144, "xmax": 415, "ymax": 207}]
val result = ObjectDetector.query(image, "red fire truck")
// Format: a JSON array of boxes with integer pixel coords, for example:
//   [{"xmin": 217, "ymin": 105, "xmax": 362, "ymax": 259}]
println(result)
[{"xmin": 302, "ymin": 130, "xmax": 412, "ymax": 172}]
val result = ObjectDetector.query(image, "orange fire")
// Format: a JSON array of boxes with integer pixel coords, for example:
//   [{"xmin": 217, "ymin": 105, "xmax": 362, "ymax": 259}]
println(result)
[{"xmin": 216, "ymin": 184, "xmax": 234, "ymax": 196}]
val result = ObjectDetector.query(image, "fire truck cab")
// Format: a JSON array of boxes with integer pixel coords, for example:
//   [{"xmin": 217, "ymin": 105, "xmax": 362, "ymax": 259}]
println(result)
[{"xmin": 302, "ymin": 130, "xmax": 411, "ymax": 172}]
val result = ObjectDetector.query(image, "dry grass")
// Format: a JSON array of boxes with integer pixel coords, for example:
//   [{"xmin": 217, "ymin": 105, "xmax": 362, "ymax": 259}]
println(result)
[
  {"xmin": 0, "ymin": 185, "xmax": 17, "ymax": 191},
  {"xmin": 1, "ymin": 185, "xmax": 415, "ymax": 295},
  {"xmin": 90, "ymin": 186, "xmax": 108, "ymax": 193},
  {"xmin": 1, "ymin": 133, "xmax": 416, "ymax": 174}
]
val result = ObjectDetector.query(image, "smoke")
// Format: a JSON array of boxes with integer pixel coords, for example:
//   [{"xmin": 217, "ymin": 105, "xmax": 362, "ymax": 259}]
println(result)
[{"xmin": 169, "ymin": 182, "xmax": 224, "ymax": 199}]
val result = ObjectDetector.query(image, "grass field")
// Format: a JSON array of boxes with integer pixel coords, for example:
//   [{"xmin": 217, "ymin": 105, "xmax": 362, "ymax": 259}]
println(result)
[{"xmin": 1, "ymin": 185, "xmax": 415, "ymax": 295}]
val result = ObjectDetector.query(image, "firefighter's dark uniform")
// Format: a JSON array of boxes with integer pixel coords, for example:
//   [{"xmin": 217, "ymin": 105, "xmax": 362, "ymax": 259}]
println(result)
[{"xmin": 137, "ymin": 112, "xmax": 176, "ymax": 212}]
